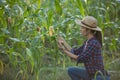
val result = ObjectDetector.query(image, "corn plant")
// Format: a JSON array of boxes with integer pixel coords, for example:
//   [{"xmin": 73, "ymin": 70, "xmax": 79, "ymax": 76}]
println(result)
[{"xmin": 0, "ymin": 0, "xmax": 120, "ymax": 80}]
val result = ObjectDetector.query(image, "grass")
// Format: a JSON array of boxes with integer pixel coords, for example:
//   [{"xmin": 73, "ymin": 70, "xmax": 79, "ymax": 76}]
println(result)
[
  {"xmin": 39, "ymin": 67, "xmax": 71, "ymax": 80},
  {"xmin": 1, "ymin": 62, "xmax": 120, "ymax": 80},
  {"xmin": 34, "ymin": 66, "xmax": 120, "ymax": 80}
]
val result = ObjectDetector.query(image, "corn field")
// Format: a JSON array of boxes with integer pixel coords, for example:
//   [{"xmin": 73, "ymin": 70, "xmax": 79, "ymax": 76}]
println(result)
[{"xmin": 0, "ymin": 0, "xmax": 120, "ymax": 80}]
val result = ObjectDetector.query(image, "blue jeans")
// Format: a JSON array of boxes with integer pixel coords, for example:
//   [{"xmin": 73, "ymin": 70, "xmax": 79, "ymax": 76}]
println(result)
[{"xmin": 68, "ymin": 67, "xmax": 110, "ymax": 80}]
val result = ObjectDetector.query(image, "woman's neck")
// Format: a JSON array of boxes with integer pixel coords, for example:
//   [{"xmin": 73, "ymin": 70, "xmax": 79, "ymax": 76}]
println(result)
[{"xmin": 86, "ymin": 33, "xmax": 94, "ymax": 40}]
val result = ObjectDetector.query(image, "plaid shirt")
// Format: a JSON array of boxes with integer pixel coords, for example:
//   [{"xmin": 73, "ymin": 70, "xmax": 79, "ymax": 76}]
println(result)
[{"xmin": 71, "ymin": 37, "xmax": 104, "ymax": 77}]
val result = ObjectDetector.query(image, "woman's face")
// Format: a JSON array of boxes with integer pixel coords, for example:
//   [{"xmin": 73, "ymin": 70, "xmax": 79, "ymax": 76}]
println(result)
[{"xmin": 80, "ymin": 26, "xmax": 87, "ymax": 36}]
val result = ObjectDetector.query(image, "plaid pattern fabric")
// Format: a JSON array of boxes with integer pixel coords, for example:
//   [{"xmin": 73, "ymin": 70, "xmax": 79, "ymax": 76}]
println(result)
[{"xmin": 71, "ymin": 37, "xmax": 104, "ymax": 77}]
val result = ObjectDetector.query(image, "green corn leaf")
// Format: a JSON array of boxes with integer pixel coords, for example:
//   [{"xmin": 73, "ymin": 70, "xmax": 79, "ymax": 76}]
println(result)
[
  {"xmin": 94, "ymin": 70, "xmax": 106, "ymax": 80},
  {"xmin": 26, "ymin": 48, "xmax": 33, "ymax": 58},
  {"xmin": 47, "ymin": 10, "xmax": 53, "ymax": 26},
  {"xmin": 26, "ymin": 48, "xmax": 34, "ymax": 73},
  {"xmin": 9, "ymin": 37, "xmax": 20, "ymax": 42},
  {"xmin": 55, "ymin": 0, "xmax": 62, "ymax": 15},
  {"xmin": 15, "ymin": 70, "xmax": 23, "ymax": 79},
  {"xmin": 76, "ymin": 0, "xmax": 85, "ymax": 17},
  {"xmin": 38, "ymin": 0, "xmax": 41, "ymax": 9}
]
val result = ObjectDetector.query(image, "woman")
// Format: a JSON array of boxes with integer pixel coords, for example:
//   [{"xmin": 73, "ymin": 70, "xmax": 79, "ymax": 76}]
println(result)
[{"xmin": 57, "ymin": 16, "xmax": 110, "ymax": 80}]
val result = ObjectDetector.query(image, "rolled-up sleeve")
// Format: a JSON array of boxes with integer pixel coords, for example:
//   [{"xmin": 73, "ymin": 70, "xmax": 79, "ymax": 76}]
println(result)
[{"xmin": 77, "ymin": 41, "xmax": 98, "ymax": 63}]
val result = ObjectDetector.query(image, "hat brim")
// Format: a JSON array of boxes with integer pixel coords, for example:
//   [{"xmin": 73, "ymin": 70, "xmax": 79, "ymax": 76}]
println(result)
[{"xmin": 75, "ymin": 19, "xmax": 102, "ymax": 31}]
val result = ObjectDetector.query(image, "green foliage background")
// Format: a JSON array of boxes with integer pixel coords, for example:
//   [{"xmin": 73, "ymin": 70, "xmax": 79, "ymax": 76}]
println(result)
[{"xmin": 0, "ymin": 0, "xmax": 120, "ymax": 80}]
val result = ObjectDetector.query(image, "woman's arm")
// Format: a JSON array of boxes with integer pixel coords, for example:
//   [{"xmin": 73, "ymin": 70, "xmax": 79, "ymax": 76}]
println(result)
[
  {"xmin": 57, "ymin": 38, "xmax": 80, "ymax": 60},
  {"xmin": 57, "ymin": 36, "xmax": 72, "ymax": 51},
  {"xmin": 63, "ymin": 49, "xmax": 78, "ymax": 59},
  {"xmin": 63, "ymin": 41, "xmax": 72, "ymax": 51}
]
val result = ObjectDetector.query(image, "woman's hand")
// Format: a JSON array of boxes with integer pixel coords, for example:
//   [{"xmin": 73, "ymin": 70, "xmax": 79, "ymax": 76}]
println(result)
[
  {"xmin": 57, "ymin": 36, "xmax": 72, "ymax": 51},
  {"xmin": 57, "ymin": 36, "xmax": 67, "ymax": 53},
  {"xmin": 57, "ymin": 37, "xmax": 78, "ymax": 59},
  {"xmin": 57, "ymin": 36, "xmax": 65, "ymax": 49},
  {"xmin": 57, "ymin": 40, "xmax": 66, "ymax": 53},
  {"xmin": 57, "ymin": 40, "xmax": 64, "ymax": 50},
  {"xmin": 57, "ymin": 36, "xmax": 66, "ymax": 45}
]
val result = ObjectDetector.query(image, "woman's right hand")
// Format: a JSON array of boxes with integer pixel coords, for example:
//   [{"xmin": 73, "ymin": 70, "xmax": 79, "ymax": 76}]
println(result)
[
  {"xmin": 57, "ymin": 40, "xmax": 64, "ymax": 49},
  {"xmin": 57, "ymin": 36, "xmax": 65, "ymax": 50},
  {"xmin": 57, "ymin": 36, "xmax": 71, "ymax": 51},
  {"xmin": 57, "ymin": 36, "xmax": 66, "ymax": 45}
]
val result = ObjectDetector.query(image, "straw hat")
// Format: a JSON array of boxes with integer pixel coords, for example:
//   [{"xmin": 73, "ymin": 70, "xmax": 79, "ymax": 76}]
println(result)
[{"xmin": 75, "ymin": 16, "xmax": 102, "ymax": 31}]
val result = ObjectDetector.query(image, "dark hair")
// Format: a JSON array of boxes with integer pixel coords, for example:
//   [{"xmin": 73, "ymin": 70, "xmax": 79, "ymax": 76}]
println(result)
[{"xmin": 91, "ymin": 30, "xmax": 103, "ymax": 47}]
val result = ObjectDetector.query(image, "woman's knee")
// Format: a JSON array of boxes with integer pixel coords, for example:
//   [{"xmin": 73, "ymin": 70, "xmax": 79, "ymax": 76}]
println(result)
[{"xmin": 67, "ymin": 67, "xmax": 76, "ymax": 75}]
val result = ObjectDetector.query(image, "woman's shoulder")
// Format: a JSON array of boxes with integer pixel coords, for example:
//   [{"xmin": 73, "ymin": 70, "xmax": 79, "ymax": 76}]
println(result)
[{"xmin": 88, "ymin": 37, "xmax": 101, "ymax": 47}]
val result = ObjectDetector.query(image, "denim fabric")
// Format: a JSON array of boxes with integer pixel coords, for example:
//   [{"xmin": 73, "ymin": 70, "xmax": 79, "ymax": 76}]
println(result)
[
  {"xmin": 68, "ymin": 67, "xmax": 90, "ymax": 80},
  {"xmin": 68, "ymin": 67, "xmax": 110, "ymax": 80}
]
